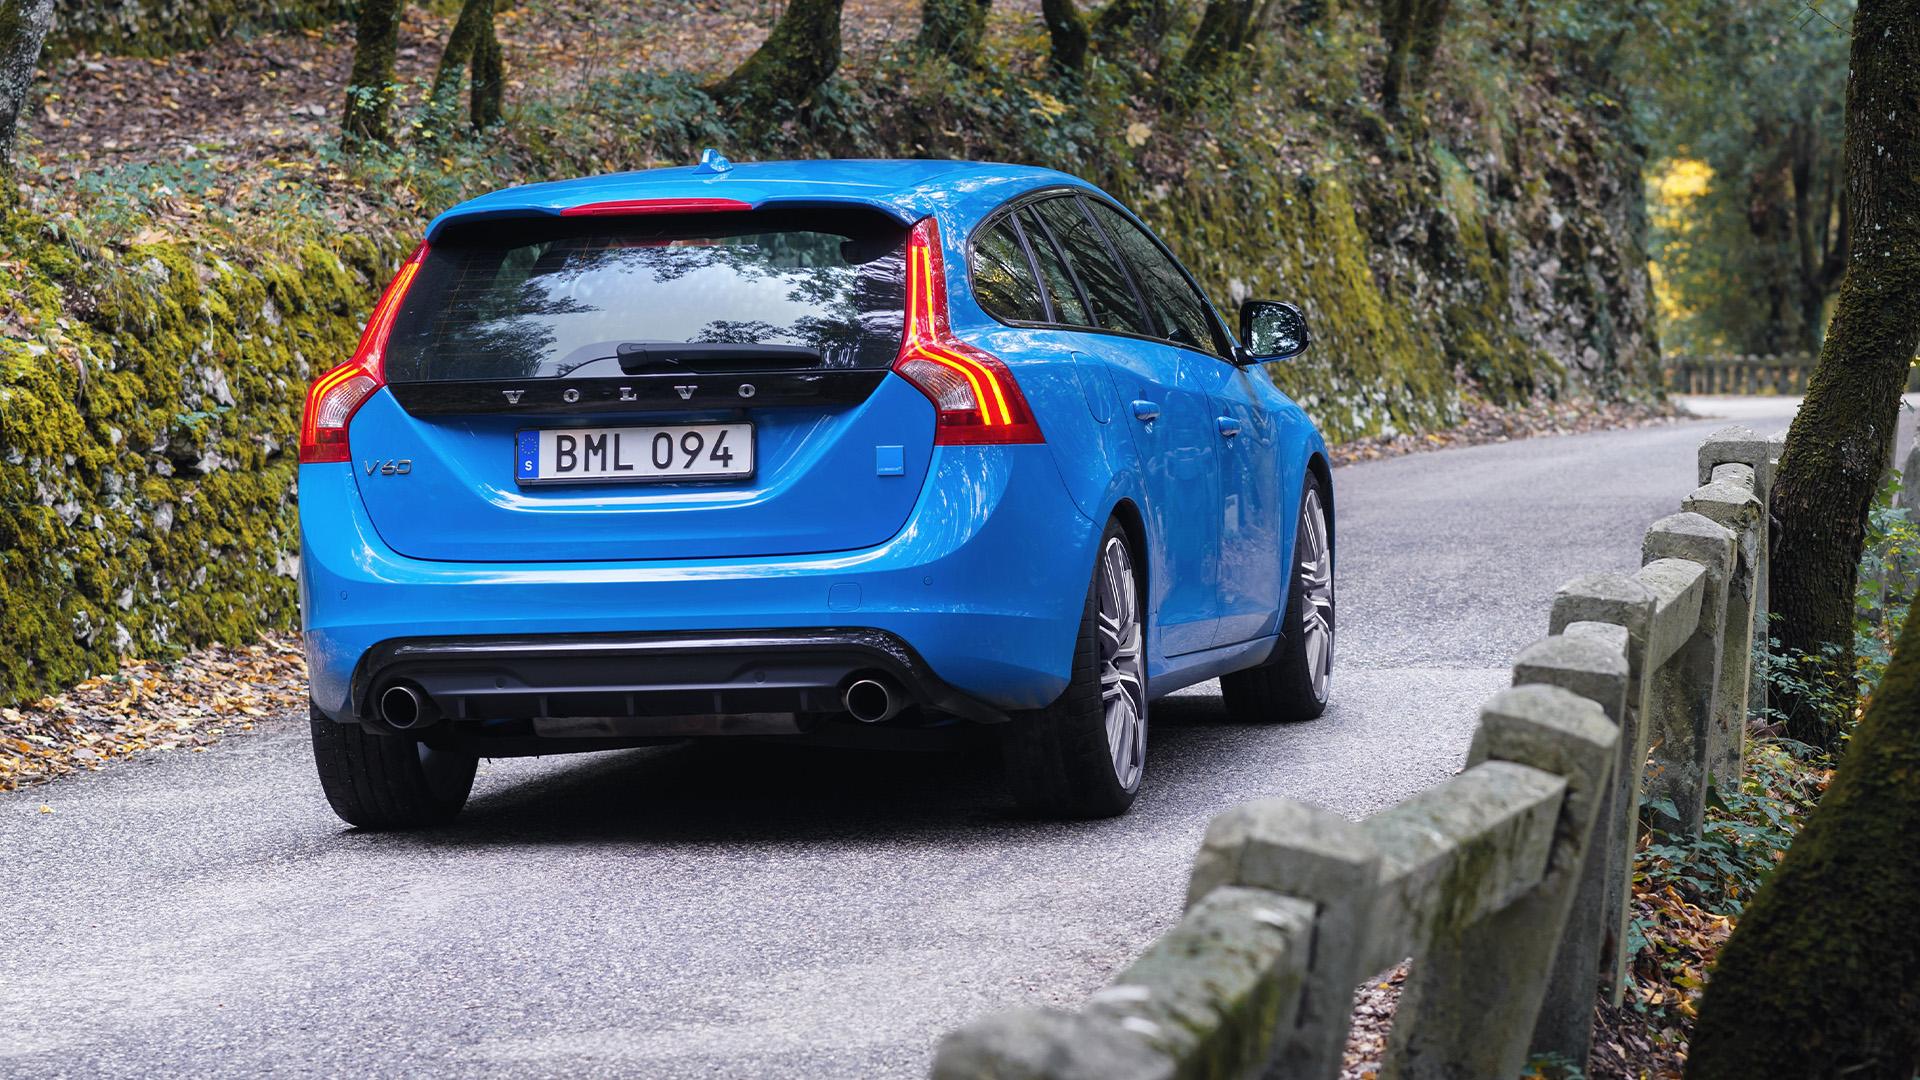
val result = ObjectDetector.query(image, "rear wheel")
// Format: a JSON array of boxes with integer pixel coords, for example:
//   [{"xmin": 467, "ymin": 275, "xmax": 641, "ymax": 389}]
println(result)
[
  {"xmin": 1003, "ymin": 522, "xmax": 1147, "ymax": 818},
  {"xmin": 309, "ymin": 706, "xmax": 478, "ymax": 830},
  {"xmin": 1223, "ymin": 473, "xmax": 1333, "ymax": 723}
]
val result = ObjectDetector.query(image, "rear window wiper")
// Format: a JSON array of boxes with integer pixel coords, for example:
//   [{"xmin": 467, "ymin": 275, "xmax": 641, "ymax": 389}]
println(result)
[{"xmin": 614, "ymin": 342, "xmax": 823, "ymax": 374}]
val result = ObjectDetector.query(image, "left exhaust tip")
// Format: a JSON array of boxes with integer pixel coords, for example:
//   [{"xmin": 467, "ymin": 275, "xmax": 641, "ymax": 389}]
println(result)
[
  {"xmin": 843, "ymin": 676, "xmax": 904, "ymax": 724},
  {"xmin": 378, "ymin": 684, "xmax": 435, "ymax": 730}
]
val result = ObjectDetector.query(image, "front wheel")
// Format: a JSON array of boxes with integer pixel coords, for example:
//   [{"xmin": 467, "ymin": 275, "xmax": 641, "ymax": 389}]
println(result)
[
  {"xmin": 1223, "ymin": 473, "xmax": 1333, "ymax": 723},
  {"xmin": 1002, "ymin": 522, "xmax": 1147, "ymax": 818},
  {"xmin": 309, "ymin": 706, "xmax": 478, "ymax": 830}
]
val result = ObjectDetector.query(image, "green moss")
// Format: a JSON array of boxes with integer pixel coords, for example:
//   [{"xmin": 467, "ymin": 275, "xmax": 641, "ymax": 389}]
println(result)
[{"xmin": 0, "ymin": 202, "xmax": 393, "ymax": 705}]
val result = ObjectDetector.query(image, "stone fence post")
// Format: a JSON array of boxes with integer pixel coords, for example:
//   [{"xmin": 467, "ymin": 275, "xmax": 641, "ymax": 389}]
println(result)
[
  {"xmin": 1550, "ymin": 573, "xmax": 1655, "ymax": 1006},
  {"xmin": 1515, "ymin": 630, "xmax": 1632, "ymax": 1066},
  {"xmin": 1382, "ymin": 686, "xmax": 1617, "ymax": 1080}
]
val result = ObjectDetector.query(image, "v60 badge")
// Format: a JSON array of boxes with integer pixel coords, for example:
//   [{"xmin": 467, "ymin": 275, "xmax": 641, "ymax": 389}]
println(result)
[{"xmin": 363, "ymin": 459, "xmax": 412, "ymax": 476}]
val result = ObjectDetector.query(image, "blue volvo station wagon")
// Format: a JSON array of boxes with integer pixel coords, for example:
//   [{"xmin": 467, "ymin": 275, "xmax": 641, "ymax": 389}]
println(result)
[{"xmin": 298, "ymin": 154, "xmax": 1334, "ymax": 828}]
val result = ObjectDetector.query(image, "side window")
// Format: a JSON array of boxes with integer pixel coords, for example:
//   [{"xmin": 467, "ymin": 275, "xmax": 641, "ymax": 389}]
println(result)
[
  {"xmin": 1018, "ymin": 207, "xmax": 1092, "ymax": 327},
  {"xmin": 1086, "ymin": 201, "xmax": 1223, "ymax": 355},
  {"xmin": 1030, "ymin": 196, "xmax": 1153, "ymax": 337},
  {"xmin": 971, "ymin": 217, "xmax": 1048, "ymax": 324}
]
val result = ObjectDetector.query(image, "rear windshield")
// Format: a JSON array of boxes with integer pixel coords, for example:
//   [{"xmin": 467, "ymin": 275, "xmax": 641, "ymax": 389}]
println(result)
[{"xmin": 384, "ymin": 208, "xmax": 909, "ymax": 382}]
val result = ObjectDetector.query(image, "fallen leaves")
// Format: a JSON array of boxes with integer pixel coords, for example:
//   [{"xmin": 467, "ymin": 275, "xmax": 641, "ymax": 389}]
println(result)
[
  {"xmin": 0, "ymin": 633, "xmax": 305, "ymax": 793},
  {"xmin": 1340, "ymin": 963, "xmax": 1406, "ymax": 1079}
]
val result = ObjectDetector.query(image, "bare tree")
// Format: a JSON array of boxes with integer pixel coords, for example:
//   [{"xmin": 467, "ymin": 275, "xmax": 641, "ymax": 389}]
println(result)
[
  {"xmin": 343, "ymin": 0, "xmax": 406, "ymax": 144},
  {"xmin": 426, "ymin": 0, "xmax": 503, "ymax": 133},
  {"xmin": 1041, "ymin": 0, "xmax": 1089, "ymax": 74},
  {"xmin": 1765, "ymin": 0, "xmax": 1920, "ymax": 746},
  {"xmin": 1380, "ymin": 0, "xmax": 1451, "ymax": 121},
  {"xmin": 0, "ymin": 0, "xmax": 54, "ymax": 171},
  {"xmin": 471, "ymin": 12, "xmax": 502, "ymax": 128},
  {"xmin": 919, "ymin": 0, "xmax": 992, "ymax": 66},
  {"xmin": 707, "ymin": 0, "xmax": 847, "ymax": 116},
  {"xmin": 1179, "ymin": 0, "xmax": 1277, "ymax": 85}
]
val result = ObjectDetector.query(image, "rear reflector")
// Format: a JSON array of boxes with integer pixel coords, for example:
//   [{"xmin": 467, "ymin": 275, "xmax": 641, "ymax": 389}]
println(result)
[
  {"xmin": 892, "ymin": 217, "xmax": 1043, "ymax": 445},
  {"xmin": 298, "ymin": 242, "xmax": 427, "ymax": 464}
]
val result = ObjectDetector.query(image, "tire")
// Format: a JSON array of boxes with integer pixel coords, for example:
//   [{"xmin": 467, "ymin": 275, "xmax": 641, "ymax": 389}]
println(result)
[
  {"xmin": 1223, "ymin": 472, "xmax": 1334, "ymax": 723},
  {"xmin": 309, "ymin": 706, "xmax": 478, "ymax": 830},
  {"xmin": 1003, "ymin": 521, "xmax": 1148, "ymax": 819}
]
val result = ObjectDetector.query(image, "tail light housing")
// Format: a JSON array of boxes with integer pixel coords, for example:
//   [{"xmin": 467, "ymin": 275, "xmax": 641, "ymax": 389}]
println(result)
[
  {"xmin": 298, "ymin": 242, "xmax": 427, "ymax": 464},
  {"xmin": 892, "ymin": 218, "xmax": 1044, "ymax": 445}
]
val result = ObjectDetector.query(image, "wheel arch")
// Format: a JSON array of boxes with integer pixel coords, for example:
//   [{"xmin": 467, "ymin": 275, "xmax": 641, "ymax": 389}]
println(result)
[
  {"xmin": 1107, "ymin": 496, "xmax": 1151, "ymax": 594},
  {"xmin": 1305, "ymin": 451, "xmax": 1335, "ymax": 565}
]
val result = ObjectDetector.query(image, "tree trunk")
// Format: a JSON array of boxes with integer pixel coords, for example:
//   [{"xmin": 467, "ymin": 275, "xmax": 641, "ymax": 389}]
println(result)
[
  {"xmin": 1767, "ymin": 0, "xmax": 1920, "ymax": 749},
  {"xmin": 1686, "ymin": 600, "xmax": 1920, "ymax": 1079},
  {"xmin": 706, "ymin": 0, "xmax": 845, "ymax": 116},
  {"xmin": 1090, "ymin": 0, "xmax": 1170, "ymax": 48},
  {"xmin": 1178, "ymin": 0, "xmax": 1259, "ymax": 84},
  {"xmin": 1406, "ymin": 0, "xmax": 1450, "ymax": 102},
  {"xmin": 426, "ymin": 0, "xmax": 492, "ymax": 129},
  {"xmin": 343, "ymin": 0, "xmax": 407, "ymax": 144},
  {"xmin": 0, "ymin": 0, "xmax": 54, "ymax": 171},
  {"xmin": 1380, "ymin": 0, "xmax": 1446, "ymax": 121},
  {"xmin": 918, "ymin": 0, "xmax": 991, "ymax": 65},
  {"xmin": 1041, "ymin": 0, "xmax": 1089, "ymax": 74},
  {"xmin": 469, "ymin": 3, "xmax": 502, "ymax": 129}
]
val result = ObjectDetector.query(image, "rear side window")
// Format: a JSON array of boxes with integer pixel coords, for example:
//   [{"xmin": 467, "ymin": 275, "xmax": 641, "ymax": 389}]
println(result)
[
  {"xmin": 384, "ymin": 208, "xmax": 908, "ymax": 382},
  {"xmin": 1018, "ymin": 207, "xmax": 1091, "ymax": 326},
  {"xmin": 971, "ymin": 217, "xmax": 1047, "ymax": 323},
  {"xmin": 1086, "ymin": 201, "xmax": 1222, "ymax": 355},
  {"xmin": 1029, "ymin": 196, "xmax": 1152, "ymax": 337}
]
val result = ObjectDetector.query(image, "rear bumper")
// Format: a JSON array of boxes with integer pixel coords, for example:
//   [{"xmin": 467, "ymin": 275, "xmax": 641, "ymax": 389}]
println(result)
[
  {"xmin": 347, "ymin": 628, "xmax": 1006, "ymax": 728},
  {"xmin": 300, "ymin": 444, "xmax": 1097, "ymax": 719}
]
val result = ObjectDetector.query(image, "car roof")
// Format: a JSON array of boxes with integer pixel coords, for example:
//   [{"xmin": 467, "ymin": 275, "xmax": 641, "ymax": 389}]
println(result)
[{"xmin": 423, "ymin": 158, "xmax": 1105, "ymax": 240}]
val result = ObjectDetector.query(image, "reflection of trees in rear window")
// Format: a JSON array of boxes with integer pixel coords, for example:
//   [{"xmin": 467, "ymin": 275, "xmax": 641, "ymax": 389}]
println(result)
[{"xmin": 384, "ymin": 223, "xmax": 906, "ymax": 381}]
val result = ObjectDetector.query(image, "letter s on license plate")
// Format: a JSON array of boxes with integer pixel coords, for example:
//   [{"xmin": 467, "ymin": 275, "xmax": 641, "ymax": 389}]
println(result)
[{"xmin": 515, "ymin": 423, "xmax": 754, "ymax": 485}]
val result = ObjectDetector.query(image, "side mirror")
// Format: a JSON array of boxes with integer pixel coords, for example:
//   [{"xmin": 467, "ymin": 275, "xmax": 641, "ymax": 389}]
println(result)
[{"xmin": 1238, "ymin": 300, "xmax": 1311, "ymax": 363}]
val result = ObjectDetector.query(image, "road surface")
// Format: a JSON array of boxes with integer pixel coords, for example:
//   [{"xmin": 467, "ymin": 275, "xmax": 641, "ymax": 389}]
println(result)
[{"xmin": 3, "ymin": 398, "xmax": 1898, "ymax": 1078}]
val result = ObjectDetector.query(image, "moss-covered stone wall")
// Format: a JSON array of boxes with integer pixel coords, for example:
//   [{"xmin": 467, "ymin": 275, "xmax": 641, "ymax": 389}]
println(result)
[{"xmin": 0, "ymin": 206, "xmax": 398, "ymax": 704}]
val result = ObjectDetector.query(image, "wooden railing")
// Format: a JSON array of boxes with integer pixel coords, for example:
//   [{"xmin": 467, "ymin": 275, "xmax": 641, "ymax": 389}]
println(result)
[
  {"xmin": 1664, "ymin": 352, "xmax": 1920, "ymax": 394},
  {"xmin": 930, "ymin": 426, "xmax": 1779, "ymax": 1080}
]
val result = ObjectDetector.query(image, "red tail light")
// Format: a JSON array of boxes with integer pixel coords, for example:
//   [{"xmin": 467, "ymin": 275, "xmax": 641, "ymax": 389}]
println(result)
[
  {"xmin": 892, "ymin": 218, "xmax": 1044, "ymax": 445},
  {"xmin": 298, "ymin": 242, "xmax": 427, "ymax": 465}
]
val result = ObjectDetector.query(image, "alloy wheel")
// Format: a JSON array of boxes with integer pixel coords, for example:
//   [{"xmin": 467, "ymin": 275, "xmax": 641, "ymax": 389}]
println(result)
[
  {"xmin": 1097, "ymin": 535, "xmax": 1147, "ymax": 790},
  {"xmin": 1298, "ymin": 487, "xmax": 1334, "ymax": 702}
]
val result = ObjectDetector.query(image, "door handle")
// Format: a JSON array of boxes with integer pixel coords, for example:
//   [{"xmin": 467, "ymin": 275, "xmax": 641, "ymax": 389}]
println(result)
[
  {"xmin": 1131, "ymin": 399, "xmax": 1161, "ymax": 423},
  {"xmin": 1217, "ymin": 416, "xmax": 1242, "ymax": 438}
]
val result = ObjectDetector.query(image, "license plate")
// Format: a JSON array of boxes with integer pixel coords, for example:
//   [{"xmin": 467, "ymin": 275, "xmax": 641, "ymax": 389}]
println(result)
[{"xmin": 515, "ymin": 423, "xmax": 754, "ymax": 485}]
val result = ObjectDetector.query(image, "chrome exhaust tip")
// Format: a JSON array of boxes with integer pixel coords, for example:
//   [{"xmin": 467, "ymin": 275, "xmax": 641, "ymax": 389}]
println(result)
[
  {"xmin": 843, "ymin": 677, "xmax": 903, "ymax": 724},
  {"xmin": 378, "ymin": 683, "xmax": 435, "ymax": 730}
]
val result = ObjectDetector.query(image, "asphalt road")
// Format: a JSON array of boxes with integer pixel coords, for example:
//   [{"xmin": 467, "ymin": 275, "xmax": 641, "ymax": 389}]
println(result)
[{"xmin": 3, "ymin": 398, "xmax": 1897, "ymax": 1079}]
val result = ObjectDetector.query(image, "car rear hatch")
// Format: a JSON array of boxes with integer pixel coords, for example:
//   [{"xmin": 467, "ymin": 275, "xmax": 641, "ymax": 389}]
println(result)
[{"xmin": 348, "ymin": 205, "xmax": 934, "ymax": 562}]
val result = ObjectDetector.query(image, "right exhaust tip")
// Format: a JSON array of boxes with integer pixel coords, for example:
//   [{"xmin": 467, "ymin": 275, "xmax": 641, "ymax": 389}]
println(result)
[
  {"xmin": 843, "ymin": 677, "xmax": 903, "ymax": 724},
  {"xmin": 378, "ymin": 683, "xmax": 433, "ymax": 730}
]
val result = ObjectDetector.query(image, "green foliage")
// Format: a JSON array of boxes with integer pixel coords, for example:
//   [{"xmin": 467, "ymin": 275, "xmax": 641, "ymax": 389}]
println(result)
[
  {"xmin": 1639, "ymin": 743, "xmax": 1828, "ymax": 920},
  {"xmin": 1620, "ymin": 739, "xmax": 1830, "ymax": 1040},
  {"xmin": 1643, "ymin": 0, "xmax": 1855, "ymax": 354},
  {"xmin": 1851, "ymin": 470, "xmax": 1917, "ymax": 692}
]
